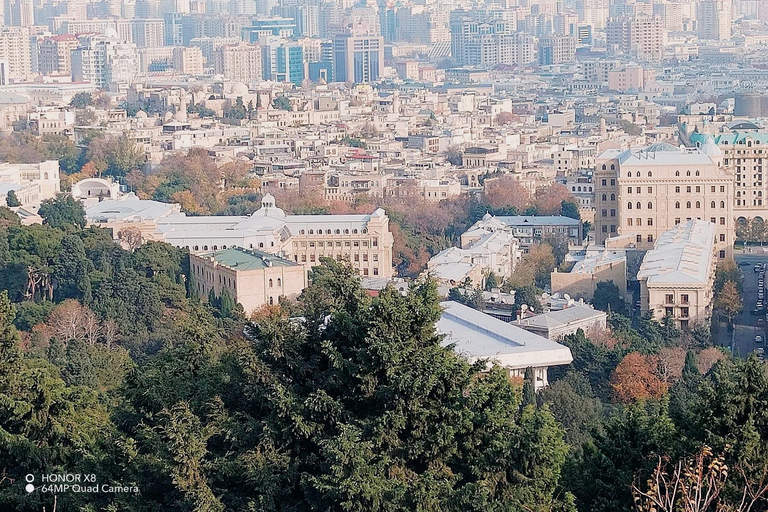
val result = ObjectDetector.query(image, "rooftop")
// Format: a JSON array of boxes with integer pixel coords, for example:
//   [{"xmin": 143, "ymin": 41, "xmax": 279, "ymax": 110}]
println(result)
[
  {"xmin": 514, "ymin": 304, "xmax": 607, "ymax": 332},
  {"xmin": 636, "ymin": 220, "xmax": 716, "ymax": 286},
  {"xmin": 199, "ymin": 247, "xmax": 299, "ymax": 270},
  {"xmin": 598, "ymin": 143, "xmax": 716, "ymax": 167},
  {"xmin": 438, "ymin": 301, "xmax": 573, "ymax": 369},
  {"xmin": 493, "ymin": 215, "xmax": 581, "ymax": 227}
]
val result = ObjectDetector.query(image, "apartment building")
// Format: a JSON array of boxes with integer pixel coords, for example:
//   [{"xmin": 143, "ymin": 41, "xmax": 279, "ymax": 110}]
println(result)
[
  {"xmin": 690, "ymin": 130, "xmax": 768, "ymax": 223},
  {"xmin": 593, "ymin": 142, "xmax": 734, "ymax": 259},
  {"xmin": 39, "ymin": 35, "xmax": 80, "ymax": 76},
  {"xmin": 0, "ymin": 27, "xmax": 31, "ymax": 81},
  {"xmin": 214, "ymin": 42, "xmax": 262, "ymax": 85},
  {"xmin": 637, "ymin": 220, "xmax": 716, "ymax": 329},
  {"xmin": 606, "ymin": 14, "xmax": 665, "ymax": 62}
]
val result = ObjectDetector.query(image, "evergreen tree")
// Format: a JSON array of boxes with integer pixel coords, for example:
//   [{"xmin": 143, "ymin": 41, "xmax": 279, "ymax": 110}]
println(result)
[{"xmin": 5, "ymin": 190, "xmax": 20, "ymax": 207}]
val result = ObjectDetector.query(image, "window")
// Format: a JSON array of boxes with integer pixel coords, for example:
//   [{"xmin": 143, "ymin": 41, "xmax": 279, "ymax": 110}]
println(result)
[
  {"xmin": 719, "ymin": 234, "xmax": 726, "ymax": 242},
  {"xmin": 310, "ymin": 254, "xmax": 316, "ymax": 262},
  {"xmin": 627, "ymin": 202, "xmax": 633, "ymax": 210},
  {"xmin": 610, "ymin": 193, "xmax": 616, "ymax": 200},
  {"xmin": 711, "ymin": 186, "xmax": 716, "ymax": 192},
  {"xmin": 719, "ymin": 250, "xmax": 726, "ymax": 258},
  {"xmin": 601, "ymin": 179, "xmax": 607, "ymax": 186},
  {"xmin": 721, "ymin": 186, "xmax": 725, "ymax": 192},
  {"xmin": 301, "ymin": 255, "xmax": 306, "ymax": 262},
  {"xmin": 269, "ymin": 279, "xmax": 273, "ymax": 287},
  {"xmin": 720, "ymin": 201, "xmax": 725, "ymax": 208},
  {"xmin": 373, "ymin": 268, "xmax": 379, "ymax": 276},
  {"xmin": 675, "ymin": 218, "xmax": 681, "ymax": 225},
  {"xmin": 628, "ymin": 218, "xmax": 633, "ymax": 226},
  {"xmin": 681, "ymin": 294, "xmax": 689, "ymax": 304},
  {"xmin": 675, "ymin": 186, "xmax": 681, "ymax": 193},
  {"xmin": 696, "ymin": 186, "xmax": 701, "ymax": 192},
  {"xmin": 665, "ymin": 307, "xmax": 674, "ymax": 317},
  {"xmin": 636, "ymin": 234, "xmax": 642, "ymax": 242},
  {"xmin": 720, "ymin": 217, "xmax": 726, "ymax": 225},
  {"xmin": 676, "ymin": 171, "xmax": 680, "ymax": 176},
  {"xmin": 636, "ymin": 202, "xmax": 641, "ymax": 210},
  {"xmin": 686, "ymin": 171, "xmax": 691, "ymax": 177},
  {"xmin": 354, "ymin": 254, "xmax": 359, "ymax": 262},
  {"xmin": 681, "ymin": 307, "xmax": 689, "ymax": 318},
  {"xmin": 695, "ymin": 201, "xmax": 700, "ymax": 208},
  {"xmin": 647, "ymin": 218, "xmax": 653, "ymax": 226},
  {"xmin": 601, "ymin": 193, "xmax": 607, "ymax": 201},
  {"xmin": 648, "ymin": 171, "xmax": 652, "ymax": 177},
  {"xmin": 611, "ymin": 164, "xmax": 615, "ymax": 170},
  {"xmin": 665, "ymin": 294, "xmax": 674, "ymax": 304},
  {"xmin": 711, "ymin": 217, "xmax": 716, "ymax": 224},
  {"xmin": 610, "ymin": 209, "xmax": 616, "ymax": 217},
  {"xmin": 627, "ymin": 187, "xmax": 632, "ymax": 193},
  {"xmin": 711, "ymin": 201, "xmax": 716, "ymax": 208},
  {"xmin": 627, "ymin": 172, "xmax": 631, "ymax": 178},
  {"xmin": 647, "ymin": 235, "xmax": 653, "ymax": 243},
  {"xmin": 602, "ymin": 225, "xmax": 607, "ymax": 233},
  {"xmin": 636, "ymin": 187, "xmax": 640, "ymax": 193},
  {"xmin": 696, "ymin": 170, "xmax": 700, "ymax": 176},
  {"xmin": 602, "ymin": 209, "xmax": 607, "ymax": 217},
  {"xmin": 648, "ymin": 186, "xmax": 652, "ymax": 193},
  {"xmin": 277, "ymin": 278, "xmax": 281, "ymax": 286},
  {"xmin": 687, "ymin": 186, "xmax": 692, "ymax": 193},
  {"xmin": 648, "ymin": 202, "xmax": 653, "ymax": 209},
  {"xmin": 675, "ymin": 201, "xmax": 680, "ymax": 209}
]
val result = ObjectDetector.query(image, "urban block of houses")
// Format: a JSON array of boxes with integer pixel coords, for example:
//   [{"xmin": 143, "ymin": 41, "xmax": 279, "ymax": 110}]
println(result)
[
  {"xmin": 514, "ymin": 303, "xmax": 608, "ymax": 340},
  {"xmin": 551, "ymin": 247, "xmax": 627, "ymax": 302},
  {"xmin": 427, "ymin": 229, "xmax": 520, "ymax": 290},
  {"xmin": 86, "ymin": 194, "xmax": 394, "ymax": 278},
  {"xmin": 462, "ymin": 214, "xmax": 583, "ymax": 252},
  {"xmin": 0, "ymin": 160, "xmax": 61, "ymax": 207},
  {"xmin": 190, "ymin": 247, "xmax": 306, "ymax": 314},
  {"xmin": 438, "ymin": 301, "xmax": 574, "ymax": 390},
  {"xmin": 637, "ymin": 219, "xmax": 716, "ymax": 329}
]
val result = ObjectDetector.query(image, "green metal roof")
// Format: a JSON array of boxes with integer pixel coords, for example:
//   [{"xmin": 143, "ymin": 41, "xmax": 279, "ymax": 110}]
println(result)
[
  {"xmin": 691, "ymin": 131, "xmax": 768, "ymax": 145},
  {"xmin": 200, "ymin": 248, "xmax": 298, "ymax": 271}
]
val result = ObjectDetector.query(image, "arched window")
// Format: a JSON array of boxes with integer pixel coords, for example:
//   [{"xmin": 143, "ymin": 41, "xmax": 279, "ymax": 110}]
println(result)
[
  {"xmin": 610, "ymin": 194, "xmax": 616, "ymax": 201},
  {"xmin": 572, "ymin": 186, "xmax": 576, "ymax": 191},
  {"xmin": 675, "ymin": 171, "xmax": 680, "ymax": 176},
  {"xmin": 686, "ymin": 171, "xmax": 691, "ymax": 176},
  {"xmin": 326, "ymin": 229, "xmax": 331, "ymax": 234},
  {"xmin": 259, "ymin": 242, "xmax": 264, "ymax": 248},
  {"xmin": 636, "ymin": 202, "xmax": 641, "ymax": 210},
  {"xmin": 335, "ymin": 229, "xmax": 340, "ymax": 234},
  {"xmin": 577, "ymin": 186, "xmax": 582, "ymax": 192},
  {"xmin": 695, "ymin": 201, "xmax": 700, "ymax": 208},
  {"xmin": 222, "ymin": 245, "xmax": 227, "ymax": 249},
  {"xmin": 636, "ymin": 171, "xmax": 640, "ymax": 177},
  {"xmin": 352, "ymin": 229, "xmax": 358, "ymax": 234},
  {"xmin": 194, "ymin": 246, "xmax": 199, "ymax": 251},
  {"xmin": 344, "ymin": 229, "xmax": 349, "ymax": 234},
  {"xmin": 277, "ymin": 278, "xmax": 281, "ymax": 287},
  {"xmin": 648, "ymin": 202, "xmax": 652, "ymax": 209},
  {"xmin": 627, "ymin": 171, "xmax": 632, "ymax": 177},
  {"xmin": 695, "ymin": 170, "xmax": 700, "ymax": 176},
  {"xmin": 686, "ymin": 201, "xmax": 691, "ymax": 208},
  {"xmin": 213, "ymin": 246, "xmax": 217, "ymax": 250},
  {"xmin": 269, "ymin": 297, "xmax": 274, "ymax": 305},
  {"xmin": 648, "ymin": 171, "xmax": 652, "ymax": 177},
  {"xmin": 362, "ymin": 228, "xmax": 367, "ymax": 234},
  {"xmin": 711, "ymin": 201, "xmax": 716, "ymax": 208},
  {"xmin": 627, "ymin": 202, "xmax": 633, "ymax": 210},
  {"xmin": 269, "ymin": 279, "xmax": 273, "ymax": 287},
  {"xmin": 602, "ymin": 164, "xmax": 606, "ymax": 170},
  {"xmin": 309, "ymin": 229, "xmax": 314, "ymax": 234},
  {"xmin": 611, "ymin": 164, "xmax": 615, "ymax": 170},
  {"xmin": 589, "ymin": 187, "xmax": 592, "ymax": 192},
  {"xmin": 204, "ymin": 246, "xmax": 208, "ymax": 250},
  {"xmin": 299, "ymin": 229, "xmax": 305, "ymax": 234},
  {"xmin": 601, "ymin": 194, "xmax": 607, "ymax": 201},
  {"xmin": 720, "ymin": 201, "xmax": 725, "ymax": 208},
  {"xmin": 675, "ymin": 202, "xmax": 680, "ymax": 209}
]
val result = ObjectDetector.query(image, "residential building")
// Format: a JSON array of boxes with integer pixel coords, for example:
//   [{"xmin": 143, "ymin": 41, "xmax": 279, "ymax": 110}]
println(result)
[
  {"xmin": 606, "ymin": 14, "xmax": 665, "ymax": 62},
  {"xmin": 172, "ymin": 46, "xmax": 203, "ymax": 74},
  {"xmin": 463, "ymin": 214, "xmax": 583, "ymax": 252},
  {"xmin": 551, "ymin": 247, "xmax": 627, "ymax": 301},
  {"xmin": 697, "ymin": 0, "xmax": 731, "ymax": 41},
  {"xmin": 71, "ymin": 35, "xmax": 139, "ymax": 89},
  {"xmin": 190, "ymin": 248, "xmax": 307, "ymax": 314},
  {"xmin": 593, "ymin": 142, "xmax": 734, "ymax": 259},
  {"xmin": 0, "ymin": 27, "xmax": 31, "ymax": 81},
  {"xmin": 438, "ymin": 301, "xmax": 574, "ymax": 390},
  {"xmin": 637, "ymin": 220, "xmax": 716, "ymax": 329},
  {"xmin": 261, "ymin": 38, "xmax": 304, "ymax": 85},
  {"xmin": 132, "ymin": 18, "xmax": 165, "ymax": 48},
  {"xmin": 39, "ymin": 35, "xmax": 80, "ymax": 76},
  {"xmin": 514, "ymin": 304, "xmax": 608, "ymax": 340},
  {"xmin": 0, "ymin": 160, "xmax": 60, "ymax": 201},
  {"xmin": 214, "ymin": 42, "xmax": 263, "ymax": 85},
  {"xmin": 537, "ymin": 35, "xmax": 575, "ymax": 65}
]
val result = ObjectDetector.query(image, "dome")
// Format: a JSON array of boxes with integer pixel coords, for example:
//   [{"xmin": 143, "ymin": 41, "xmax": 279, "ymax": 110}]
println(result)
[
  {"xmin": 104, "ymin": 26, "xmax": 118, "ymax": 40},
  {"xmin": 162, "ymin": 111, "xmax": 174, "ymax": 123},
  {"xmin": 231, "ymin": 82, "xmax": 249, "ymax": 96},
  {"xmin": 135, "ymin": 110, "xmax": 148, "ymax": 119},
  {"xmin": 700, "ymin": 137, "xmax": 722, "ymax": 157},
  {"xmin": 482, "ymin": 212, "xmax": 492, "ymax": 221}
]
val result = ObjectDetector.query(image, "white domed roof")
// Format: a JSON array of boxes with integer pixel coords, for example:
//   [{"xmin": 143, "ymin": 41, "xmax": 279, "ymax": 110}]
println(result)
[
  {"xmin": 231, "ymin": 82, "xmax": 249, "ymax": 96},
  {"xmin": 701, "ymin": 137, "xmax": 722, "ymax": 157},
  {"xmin": 135, "ymin": 110, "xmax": 148, "ymax": 119}
]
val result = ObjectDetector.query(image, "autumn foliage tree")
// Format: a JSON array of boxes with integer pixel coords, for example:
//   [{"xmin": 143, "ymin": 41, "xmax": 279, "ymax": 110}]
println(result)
[
  {"xmin": 483, "ymin": 175, "xmax": 531, "ymax": 211},
  {"xmin": 715, "ymin": 280, "xmax": 743, "ymax": 323},
  {"xmin": 611, "ymin": 352, "xmax": 668, "ymax": 403}
]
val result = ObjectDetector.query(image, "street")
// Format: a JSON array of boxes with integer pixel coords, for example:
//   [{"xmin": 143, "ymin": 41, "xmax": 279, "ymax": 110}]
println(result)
[{"xmin": 729, "ymin": 252, "xmax": 768, "ymax": 357}]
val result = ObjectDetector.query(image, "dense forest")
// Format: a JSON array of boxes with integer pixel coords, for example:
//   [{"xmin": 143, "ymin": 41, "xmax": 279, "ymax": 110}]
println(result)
[{"xmin": 0, "ymin": 197, "xmax": 765, "ymax": 511}]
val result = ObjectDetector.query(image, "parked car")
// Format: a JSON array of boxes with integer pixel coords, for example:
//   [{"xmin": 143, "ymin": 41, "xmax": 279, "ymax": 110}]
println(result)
[
  {"xmin": 758, "ymin": 348, "xmax": 766, "ymax": 361},
  {"xmin": 755, "ymin": 265, "xmax": 762, "ymax": 272},
  {"xmin": 757, "ymin": 334, "xmax": 764, "ymax": 344}
]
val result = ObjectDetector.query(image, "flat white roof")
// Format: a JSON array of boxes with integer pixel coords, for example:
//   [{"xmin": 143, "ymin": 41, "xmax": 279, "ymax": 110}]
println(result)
[
  {"xmin": 438, "ymin": 301, "xmax": 573, "ymax": 370},
  {"xmin": 637, "ymin": 219, "xmax": 715, "ymax": 286}
]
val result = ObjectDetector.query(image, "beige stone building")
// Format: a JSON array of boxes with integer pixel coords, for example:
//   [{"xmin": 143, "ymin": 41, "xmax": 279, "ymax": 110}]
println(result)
[
  {"xmin": 39, "ymin": 35, "xmax": 80, "ymax": 76},
  {"xmin": 190, "ymin": 248, "xmax": 306, "ymax": 314},
  {"xmin": 637, "ymin": 220, "xmax": 716, "ymax": 329},
  {"xmin": 214, "ymin": 43, "xmax": 263, "ymax": 85},
  {"xmin": 551, "ymin": 248, "xmax": 627, "ymax": 302},
  {"xmin": 594, "ymin": 142, "xmax": 734, "ymax": 259}
]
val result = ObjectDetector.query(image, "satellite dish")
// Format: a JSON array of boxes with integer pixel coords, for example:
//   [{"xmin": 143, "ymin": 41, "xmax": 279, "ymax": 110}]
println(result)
[{"xmin": 564, "ymin": 294, "xmax": 571, "ymax": 300}]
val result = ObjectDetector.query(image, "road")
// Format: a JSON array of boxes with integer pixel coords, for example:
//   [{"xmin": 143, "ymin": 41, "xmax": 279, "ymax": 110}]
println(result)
[{"xmin": 730, "ymin": 252, "xmax": 768, "ymax": 357}]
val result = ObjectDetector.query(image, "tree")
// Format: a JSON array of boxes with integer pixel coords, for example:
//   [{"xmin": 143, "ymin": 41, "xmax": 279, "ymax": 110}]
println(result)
[
  {"xmin": 611, "ymin": 352, "xmax": 668, "ymax": 403},
  {"xmin": 39, "ymin": 193, "xmax": 86, "ymax": 229},
  {"xmin": 483, "ymin": 175, "xmax": 531, "ymax": 210},
  {"xmin": 714, "ymin": 259, "xmax": 742, "ymax": 293},
  {"xmin": 633, "ymin": 445, "xmax": 768, "ymax": 512},
  {"xmin": 5, "ymin": 190, "xmax": 20, "ymax": 207},
  {"xmin": 495, "ymin": 111, "xmax": 519, "ymax": 125},
  {"xmin": 514, "ymin": 285, "xmax": 542, "ymax": 314},
  {"xmin": 484, "ymin": 271, "xmax": 499, "ymax": 291},
  {"xmin": 444, "ymin": 146, "xmax": 463, "ymax": 166},
  {"xmin": 534, "ymin": 184, "xmax": 573, "ymax": 215},
  {"xmin": 619, "ymin": 119, "xmax": 642, "ymax": 136},
  {"xmin": 117, "ymin": 225, "xmax": 143, "ymax": 251},
  {"xmin": 69, "ymin": 91, "xmax": 93, "ymax": 109},
  {"xmin": 714, "ymin": 280, "xmax": 742, "ymax": 323},
  {"xmin": 272, "ymin": 96, "xmax": 291, "ymax": 111},
  {"xmin": 592, "ymin": 281, "xmax": 626, "ymax": 313},
  {"xmin": 523, "ymin": 366, "xmax": 536, "ymax": 406},
  {"xmin": 561, "ymin": 199, "xmax": 580, "ymax": 220}
]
